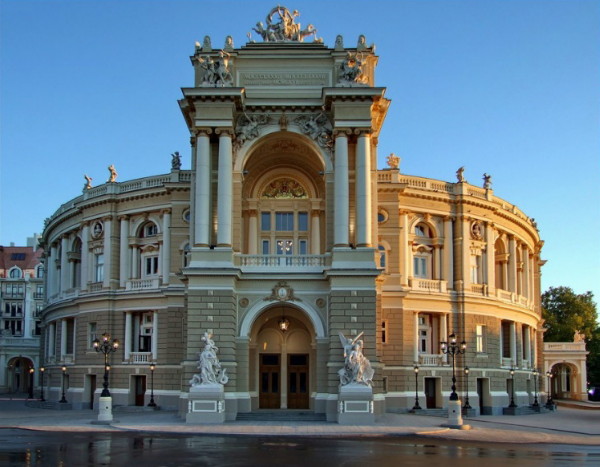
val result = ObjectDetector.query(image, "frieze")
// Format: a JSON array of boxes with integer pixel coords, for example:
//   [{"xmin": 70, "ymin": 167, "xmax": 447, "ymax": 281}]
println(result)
[{"xmin": 239, "ymin": 72, "xmax": 329, "ymax": 86}]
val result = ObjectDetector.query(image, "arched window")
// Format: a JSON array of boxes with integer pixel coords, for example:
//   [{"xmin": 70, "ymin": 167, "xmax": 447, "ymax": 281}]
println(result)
[
  {"xmin": 182, "ymin": 243, "xmax": 190, "ymax": 268},
  {"xmin": 36, "ymin": 265, "xmax": 44, "ymax": 279},
  {"xmin": 9, "ymin": 267, "xmax": 22, "ymax": 279},
  {"xmin": 412, "ymin": 222, "xmax": 434, "ymax": 279},
  {"xmin": 378, "ymin": 245, "xmax": 387, "ymax": 271},
  {"xmin": 141, "ymin": 222, "xmax": 158, "ymax": 238}
]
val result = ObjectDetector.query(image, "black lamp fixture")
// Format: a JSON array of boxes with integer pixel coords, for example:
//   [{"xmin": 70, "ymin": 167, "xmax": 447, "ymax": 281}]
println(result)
[
  {"xmin": 545, "ymin": 370, "xmax": 554, "ymax": 408},
  {"xmin": 59, "ymin": 365, "xmax": 68, "ymax": 403},
  {"xmin": 440, "ymin": 332, "xmax": 467, "ymax": 401},
  {"xmin": 412, "ymin": 365, "xmax": 421, "ymax": 411},
  {"xmin": 148, "ymin": 363, "xmax": 157, "ymax": 408},
  {"xmin": 28, "ymin": 368, "xmax": 34, "ymax": 399},
  {"xmin": 508, "ymin": 367, "xmax": 517, "ymax": 408},
  {"xmin": 39, "ymin": 367, "xmax": 45, "ymax": 402},
  {"xmin": 463, "ymin": 366, "xmax": 472, "ymax": 409},
  {"xmin": 93, "ymin": 332, "xmax": 120, "ymax": 397},
  {"xmin": 278, "ymin": 306, "xmax": 290, "ymax": 332},
  {"xmin": 532, "ymin": 368, "xmax": 539, "ymax": 407}
]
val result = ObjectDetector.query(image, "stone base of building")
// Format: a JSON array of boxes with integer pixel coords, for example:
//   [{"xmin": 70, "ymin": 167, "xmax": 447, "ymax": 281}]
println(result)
[
  {"xmin": 186, "ymin": 384, "xmax": 226, "ymax": 424},
  {"xmin": 337, "ymin": 384, "xmax": 374, "ymax": 425}
]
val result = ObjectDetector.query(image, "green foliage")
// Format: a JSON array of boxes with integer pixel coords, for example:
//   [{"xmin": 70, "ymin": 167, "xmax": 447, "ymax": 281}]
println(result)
[{"xmin": 542, "ymin": 286, "xmax": 600, "ymax": 385}]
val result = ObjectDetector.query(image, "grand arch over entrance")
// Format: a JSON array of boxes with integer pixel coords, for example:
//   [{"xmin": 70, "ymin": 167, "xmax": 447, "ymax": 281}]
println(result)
[
  {"xmin": 5, "ymin": 356, "xmax": 34, "ymax": 394},
  {"xmin": 246, "ymin": 303, "xmax": 318, "ymax": 409}
]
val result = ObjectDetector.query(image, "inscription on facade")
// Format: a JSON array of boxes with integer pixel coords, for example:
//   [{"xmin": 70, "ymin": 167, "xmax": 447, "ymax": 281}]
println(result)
[{"xmin": 240, "ymin": 72, "xmax": 328, "ymax": 86}]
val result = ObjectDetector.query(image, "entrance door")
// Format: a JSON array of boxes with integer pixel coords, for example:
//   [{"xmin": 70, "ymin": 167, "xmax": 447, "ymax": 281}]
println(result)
[
  {"xmin": 134, "ymin": 376, "xmax": 146, "ymax": 406},
  {"xmin": 287, "ymin": 354, "xmax": 309, "ymax": 409},
  {"xmin": 424, "ymin": 377, "xmax": 437, "ymax": 408},
  {"xmin": 259, "ymin": 354, "xmax": 280, "ymax": 409}
]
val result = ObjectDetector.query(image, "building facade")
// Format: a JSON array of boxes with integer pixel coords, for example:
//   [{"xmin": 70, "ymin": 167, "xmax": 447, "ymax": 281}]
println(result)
[
  {"xmin": 40, "ymin": 7, "xmax": 546, "ymax": 418},
  {"xmin": 0, "ymin": 239, "xmax": 44, "ymax": 394}
]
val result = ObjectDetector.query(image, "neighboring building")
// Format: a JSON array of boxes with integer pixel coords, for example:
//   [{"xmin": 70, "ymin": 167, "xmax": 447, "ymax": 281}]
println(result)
[
  {"xmin": 0, "ymin": 239, "xmax": 44, "ymax": 393},
  {"xmin": 39, "ymin": 7, "xmax": 545, "ymax": 417}
]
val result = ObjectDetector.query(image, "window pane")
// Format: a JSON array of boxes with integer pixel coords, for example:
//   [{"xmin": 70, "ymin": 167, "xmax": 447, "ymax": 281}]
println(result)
[
  {"xmin": 262, "ymin": 240, "xmax": 270, "ymax": 255},
  {"xmin": 299, "ymin": 240, "xmax": 307, "ymax": 255},
  {"xmin": 275, "ymin": 212, "xmax": 293, "ymax": 231},
  {"xmin": 261, "ymin": 212, "xmax": 271, "ymax": 231},
  {"xmin": 298, "ymin": 212, "xmax": 308, "ymax": 231}
]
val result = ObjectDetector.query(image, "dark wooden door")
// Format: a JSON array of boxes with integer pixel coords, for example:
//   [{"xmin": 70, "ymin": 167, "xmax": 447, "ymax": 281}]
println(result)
[
  {"xmin": 287, "ymin": 354, "xmax": 309, "ymax": 409},
  {"xmin": 89, "ymin": 375, "xmax": 96, "ymax": 410},
  {"xmin": 259, "ymin": 354, "xmax": 280, "ymax": 409},
  {"xmin": 477, "ymin": 378, "xmax": 484, "ymax": 412},
  {"xmin": 134, "ymin": 376, "xmax": 146, "ymax": 406},
  {"xmin": 425, "ymin": 377, "xmax": 437, "ymax": 408}
]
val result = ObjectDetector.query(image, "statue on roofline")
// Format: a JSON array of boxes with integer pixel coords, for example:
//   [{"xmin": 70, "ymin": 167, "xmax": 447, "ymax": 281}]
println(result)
[{"xmin": 251, "ymin": 6, "xmax": 319, "ymax": 43}]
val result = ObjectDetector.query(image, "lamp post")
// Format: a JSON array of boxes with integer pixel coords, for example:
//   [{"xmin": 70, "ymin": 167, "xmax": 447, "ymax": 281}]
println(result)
[
  {"xmin": 463, "ymin": 367, "xmax": 472, "ymax": 410},
  {"xmin": 508, "ymin": 367, "xmax": 517, "ymax": 408},
  {"xmin": 28, "ymin": 368, "xmax": 34, "ymax": 399},
  {"xmin": 545, "ymin": 371, "xmax": 554, "ymax": 408},
  {"xmin": 412, "ymin": 365, "xmax": 421, "ymax": 411},
  {"xmin": 148, "ymin": 363, "xmax": 157, "ymax": 407},
  {"xmin": 59, "ymin": 366, "xmax": 68, "ymax": 403},
  {"xmin": 532, "ymin": 368, "xmax": 539, "ymax": 408},
  {"xmin": 440, "ymin": 332, "xmax": 467, "ymax": 401},
  {"xmin": 93, "ymin": 332, "xmax": 119, "ymax": 397},
  {"xmin": 39, "ymin": 367, "xmax": 45, "ymax": 402}
]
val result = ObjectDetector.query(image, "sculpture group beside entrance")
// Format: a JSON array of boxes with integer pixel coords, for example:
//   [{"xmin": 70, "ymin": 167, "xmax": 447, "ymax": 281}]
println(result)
[
  {"xmin": 189, "ymin": 331, "xmax": 229, "ymax": 387},
  {"xmin": 338, "ymin": 331, "xmax": 374, "ymax": 387}
]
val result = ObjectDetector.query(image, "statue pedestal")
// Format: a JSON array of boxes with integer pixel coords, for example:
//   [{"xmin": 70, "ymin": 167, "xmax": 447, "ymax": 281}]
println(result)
[
  {"xmin": 337, "ymin": 383, "xmax": 374, "ymax": 425},
  {"xmin": 186, "ymin": 384, "xmax": 226, "ymax": 424},
  {"xmin": 96, "ymin": 396, "xmax": 113, "ymax": 424},
  {"xmin": 442, "ymin": 399, "xmax": 471, "ymax": 430}
]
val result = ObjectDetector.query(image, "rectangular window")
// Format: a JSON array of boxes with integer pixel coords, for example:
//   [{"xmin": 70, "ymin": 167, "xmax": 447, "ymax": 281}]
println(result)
[
  {"xmin": 381, "ymin": 320, "xmax": 387, "ymax": 344},
  {"xmin": 419, "ymin": 329, "xmax": 428, "ymax": 353},
  {"xmin": 275, "ymin": 212, "xmax": 293, "ymax": 231},
  {"xmin": 476, "ymin": 325, "xmax": 485, "ymax": 353},
  {"xmin": 261, "ymin": 212, "xmax": 271, "ymax": 231},
  {"xmin": 262, "ymin": 240, "xmax": 270, "ymax": 255},
  {"xmin": 297, "ymin": 212, "xmax": 308, "ymax": 231},
  {"xmin": 95, "ymin": 254, "xmax": 104, "ymax": 282},
  {"xmin": 414, "ymin": 257, "xmax": 427, "ymax": 278},
  {"xmin": 89, "ymin": 322, "xmax": 97, "ymax": 349},
  {"xmin": 276, "ymin": 240, "xmax": 293, "ymax": 255},
  {"xmin": 299, "ymin": 239, "xmax": 308, "ymax": 255},
  {"xmin": 145, "ymin": 256, "xmax": 159, "ymax": 276}
]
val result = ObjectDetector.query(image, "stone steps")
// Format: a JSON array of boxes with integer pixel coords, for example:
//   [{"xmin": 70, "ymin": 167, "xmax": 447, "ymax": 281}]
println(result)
[{"xmin": 235, "ymin": 410, "xmax": 327, "ymax": 422}]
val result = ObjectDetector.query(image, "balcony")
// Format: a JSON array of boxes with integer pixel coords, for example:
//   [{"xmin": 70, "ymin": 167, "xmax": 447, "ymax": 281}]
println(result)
[
  {"xmin": 409, "ymin": 278, "xmax": 447, "ymax": 293},
  {"xmin": 125, "ymin": 278, "xmax": 160, "ymax": 291},
  {"xmin": 501, "ymin": 357, "xmax": 514, "ymax": 368},
  {"xmin": 128, "ymin": 352, "xmax": 152, "ymax": 363},
  {"xmin": 419, "ymin": 353, "xmax": 445, "ymax": 366},
  {"xmin": 236, "ymin": 254, "xmax": 329, "ymax": 273}
]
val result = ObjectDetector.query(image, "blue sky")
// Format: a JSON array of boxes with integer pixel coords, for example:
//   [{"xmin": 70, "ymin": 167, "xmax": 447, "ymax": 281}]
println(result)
[{"xmin": 1, "ymin": 0, "xmax": 598, "ymax": 300}]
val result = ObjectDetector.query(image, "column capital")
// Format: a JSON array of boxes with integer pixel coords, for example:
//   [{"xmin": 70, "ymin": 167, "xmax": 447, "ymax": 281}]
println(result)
[
  {"xmin": 333, "ymin": 129, "xmax": 352, "ymax": 137},
  {"xmin": 160, "ymin": 209, "xmax": 172, "ymax": 217},
  {"xmin": 353, "ymin": 128, "xmax": 372, "ymax": 136},
  {"xmin": 117, "ymin": 215, "xmax": 130, "ymax": 222},
  {"xmin": 194, "ymin": 127, "xmax": 213, "ymax": 137},
  {"xmin": 215, "ymin": 127, "xmax": 234, "ymax": 137}
]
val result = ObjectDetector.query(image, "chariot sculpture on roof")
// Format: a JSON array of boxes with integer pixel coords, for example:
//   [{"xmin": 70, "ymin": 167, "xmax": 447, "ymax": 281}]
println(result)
[{"xmin": 252, "ymin": 6, "xmax": 318, "ymax": 42}]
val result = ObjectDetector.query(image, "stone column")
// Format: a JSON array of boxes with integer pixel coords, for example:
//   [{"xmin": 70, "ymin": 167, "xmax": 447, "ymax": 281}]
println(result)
[
  {"xmin": 355, "ymin": 131, "xmax": 372, "ymax": 247},
  {"xmin": 441, "ymin": 314, "xmax": 448, "ymax": 363},
  {"xmin": 131, "ymin": 245, "xmax": 139, "ymax": 279},
  {"xmin": 48, "ymin": 322, "xmax": 56, "ymax": 358},
  {"xmin": 510, "ymin": 321, "xmax": 517, "ymax": 366},
  {"xmin": 152, "ymin": 312, "xmax": 158, "ymax": 360},
  {"xmin": 162, "ymin": 210, "xmax": 171, "ymax": 285},
  {"xmin": 460, "ymin": 217, "xmax": 471, "ymax": 290},
  {"xmin": 195, "ymin": 130, "xmax": 211, "ymax": 247},
  {"xmin": 81, "ymin": 223, "xmax": 89, "ymax": 290},
  {"xmin": 103, "ymin": 217, "xmax": 112, "ymax": 288},
  {"xmin": 334, "ymin": 131, "xmax": 349, "ymax": 246},
  {"xmin": 400, "ymin": 212, "xmax": 410, "ymax": 286},
  {"xmin": 217, "ymin": 129, "xmax": 233, "ymax": 247},
  {"xmin": 311, "ymin": 210, "xmax": 320, "ymax": 254},
  {"xmin": 248, "ymin": 210, "xmax": 257, "ymax": 255},
  {"xmin": 484, "ymin": 222, "xmax": 495, "ymax": 295},
  {"xmin": 443, "ymin": 217, "xmax": 454, "ymax": 288},
  {"xmin": 508, "ymin": 236, "xmax": 517, "ymax": 293},
  {"xmin": 522, "ymin": 245, "xmax": 530, "ymax": 299},
  {"xmin": 434, "ymin": 245, "xmax": 442, "ymax": 280},
  {"xmin": 119, "ymin": 216, "xmax": 130, "ymax": 288},
  {"xmin": 60, "ymin": 236, "xmax": 69, "ymax": 293},
  {"xmin": 414, "ymin": 312, "xmax": 420, "ymax": 363},
  {"xmin": 60, "ymin": 319, "xmax": 68, "ymax": 360},
  {"xmin": 124, "ymin": 312, "xmax": 132, "ymax": 361}
]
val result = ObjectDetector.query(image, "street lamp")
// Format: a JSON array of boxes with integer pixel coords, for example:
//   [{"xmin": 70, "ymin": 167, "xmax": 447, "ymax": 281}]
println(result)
[
  {"xmin": 39, "ymin": 367, "xmax": 45, "ymax": 402},
  {"xmin": 463, "ymin": 367, "xmax": 472, "ymax": 409},
  {"xmin": 59, "ymin": 366, "xmax": 68, "ymax": 403},
  {"xmin": 440, "ymin": 332, "xmax": 467, "ymax": 401},
  {"xmin": 545, "ymin": 371, "xmax": 554, "ymax": 408},
  {"xmin": 93, "ymin": 332, "xmax": 119, "ymax": 397},
  {"xmin": 508, "ymin": 367, "xmax": 517, "ymax": 408},
  {"xmin": 532, "ymin": 368, "xmax": 539, "ymax": 408},
  {"xmin": 28, "ymin": 368, "xmax": 34, "ymax": 399},
  {"xmin": 412, "ymin": 365, "xmax": 421, "ymax": 411},
  {"xmin": 148, "ymin": 363, "xmax": 157, "ymax": 407}
]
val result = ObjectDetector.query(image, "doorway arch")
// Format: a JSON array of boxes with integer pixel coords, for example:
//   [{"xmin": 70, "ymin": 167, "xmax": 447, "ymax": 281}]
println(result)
[{"xmin": 6, "ymin": 356, "xmax": 34, "ymax": 394}]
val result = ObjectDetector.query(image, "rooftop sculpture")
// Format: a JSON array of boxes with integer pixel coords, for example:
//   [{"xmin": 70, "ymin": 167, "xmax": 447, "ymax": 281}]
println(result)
[{"xmin": 252, "ymin": 6, "xmax": 319, "ymax": 42}]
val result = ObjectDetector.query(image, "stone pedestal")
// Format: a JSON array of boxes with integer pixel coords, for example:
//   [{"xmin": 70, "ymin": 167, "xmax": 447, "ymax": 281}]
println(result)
[
  {"xmin": 186, "ymin": 384, "xmax": 226, "ymax": 424},
  {"xmin": 97, "ymin": 396, "xmax": 113, "ymax": 423},
  {"xmin": 443, "ymin": 399, "xmax": 470, "ymax": 430},
  {"xmin": 337, "ymin": 384, "xmax": 374, "ymax": 425}
]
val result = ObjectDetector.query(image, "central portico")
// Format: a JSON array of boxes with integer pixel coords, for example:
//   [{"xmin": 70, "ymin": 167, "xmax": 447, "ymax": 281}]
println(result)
[{"xmin": 179, "ymin": 6, "xmax": 388, "ymax": 421}]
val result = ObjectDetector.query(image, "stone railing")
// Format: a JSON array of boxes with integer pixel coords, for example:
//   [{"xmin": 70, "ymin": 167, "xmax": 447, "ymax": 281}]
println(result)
[
  {"xmin": 408, "ymin": 278, "xmax": 447, "ymax": 293},
  {"xmin": 501, "ymin": 357, "xmax": 514, "ymax": 368},
  {"xmin": 419, "ymin": 354, "xmax": 445, "ymax": 366},
  {"xmin": 126, "ymin": 278, "xmax": 160, "ymax": 291},
  {"xmin": 236, "ymin": 254, "xmax": 329, "ymax": 272},
  {"xmin": 128, "ymin": 352, "xmax": 153, "ymax": 364}
]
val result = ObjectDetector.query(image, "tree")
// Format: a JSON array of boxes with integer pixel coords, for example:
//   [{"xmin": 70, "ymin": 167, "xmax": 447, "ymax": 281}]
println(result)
[{"xmin": 542, "ymin": 286, "xmax": 600, "ymax": 385}]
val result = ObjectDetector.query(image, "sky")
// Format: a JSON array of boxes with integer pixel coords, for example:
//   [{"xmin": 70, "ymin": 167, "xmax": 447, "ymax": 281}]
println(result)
[{"xmin": 1, "ymin": 0, "xmax": 598, "ymax": 300}]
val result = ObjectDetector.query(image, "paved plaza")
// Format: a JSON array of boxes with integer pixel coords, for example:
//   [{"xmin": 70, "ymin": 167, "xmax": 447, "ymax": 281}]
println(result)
[{"xmin": 0, "ymin": 396, "xmax": 598, "ymax": 446}]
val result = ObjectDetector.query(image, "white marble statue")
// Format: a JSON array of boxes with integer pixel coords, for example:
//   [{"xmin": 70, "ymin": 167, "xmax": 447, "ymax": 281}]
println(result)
[
  {"xmin": 338, "ymin": 52, "xmax": 368, "ymax": 87},
  {"xmin": 107, "ymin": 164, "xmax": 118, "ymax": 183},
  {"xmin": 189, "ymin": 332, "xmax": 229, "ymax": 387},
  {"xmin": 235, "ymin": 113, "xmax": 270, "ymax": 148},
  {"xmin": 295, "ymin": 112, "xmax": 332, "ymax": 148},
  {"xmin": 252, "ymin": 6, "xmax": 318, "ymax": 42},
  {"xmin": 338, "ymin": 331, "xmax": 374, "ymax": 386},
  {"xmin": 196, "ymin": 51, "xmax": 233, "ymax": 87}
]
